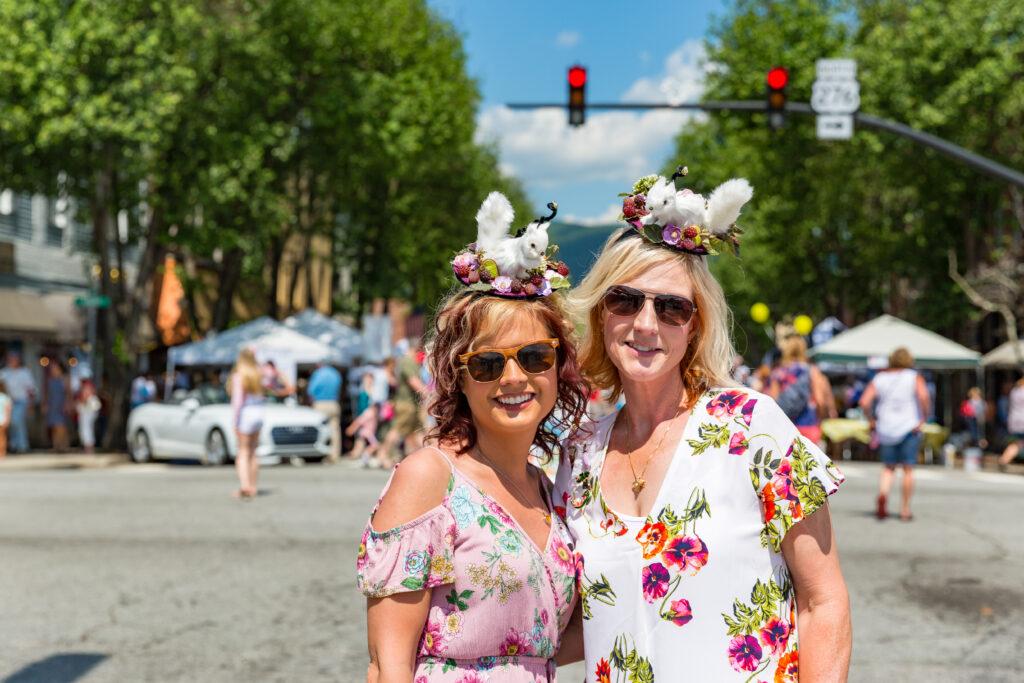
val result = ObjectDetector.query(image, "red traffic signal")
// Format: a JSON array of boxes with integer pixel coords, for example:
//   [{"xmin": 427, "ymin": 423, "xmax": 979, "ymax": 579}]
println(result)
[
  {"xmin": 766, "ymin": 67, "xmax": 789, "ymax": 90},
  {"xmin": 568, "ymin": 66, "xmax": 587, "ymax": 88}
]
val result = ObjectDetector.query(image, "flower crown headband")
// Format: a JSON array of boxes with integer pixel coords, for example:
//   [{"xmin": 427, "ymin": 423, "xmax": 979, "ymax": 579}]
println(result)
[
  {"xmin": 619, "ymin": 165, "xmax": 753, "ymax": 256},
  {"xmin": 451, "ymin": 191, "xmax": 571, "ymax": 299}
]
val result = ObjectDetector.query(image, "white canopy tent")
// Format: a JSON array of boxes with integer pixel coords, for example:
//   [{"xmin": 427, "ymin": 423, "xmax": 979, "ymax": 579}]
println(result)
[
  {"xmin": 809, "ymin": 314, "xmax": 980, "ymax": 370},
  {"xmin": 282, "ymin": 309, "xmax": 362, "ymax": 366},
  {"xmin": 981, "ymin": 340, "xmax": 1024, "ymax": 368}
]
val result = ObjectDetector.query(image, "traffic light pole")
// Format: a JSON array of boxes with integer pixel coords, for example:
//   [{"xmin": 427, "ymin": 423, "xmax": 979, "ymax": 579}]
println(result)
[{"xmin": 506, "ymin": 100, "xmax": 1024, "ymax": 189}]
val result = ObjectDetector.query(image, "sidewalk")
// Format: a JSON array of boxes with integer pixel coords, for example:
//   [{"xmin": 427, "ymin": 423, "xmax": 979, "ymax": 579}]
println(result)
[{"xmin": 0, "ymin": 451, "xmax": 129, "ymax": 471}]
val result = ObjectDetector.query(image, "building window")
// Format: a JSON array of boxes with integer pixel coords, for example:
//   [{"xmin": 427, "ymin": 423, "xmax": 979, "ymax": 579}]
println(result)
[{"xmin": 0, "ymin": 191, "xmax": 33, "ymax": 242}]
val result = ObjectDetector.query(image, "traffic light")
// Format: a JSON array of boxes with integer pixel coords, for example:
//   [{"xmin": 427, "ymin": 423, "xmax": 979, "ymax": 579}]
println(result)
[
  {"xmin": 766, "ymin": 66, "xmax": 788, "ymax": 130},
  {"xmin": 568, "ymin": 65, "xmax": 586, "ymax": 127}
]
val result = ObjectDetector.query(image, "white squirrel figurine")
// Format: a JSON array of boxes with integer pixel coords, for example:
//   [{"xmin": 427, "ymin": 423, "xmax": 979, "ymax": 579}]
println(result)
[
  {"xmin": 641, "ymin": 166, "xmax": 753, "ymax": 235},
  {"xmin": 474, "ymin": 192, "xmax": 557, "ymax": 279}
]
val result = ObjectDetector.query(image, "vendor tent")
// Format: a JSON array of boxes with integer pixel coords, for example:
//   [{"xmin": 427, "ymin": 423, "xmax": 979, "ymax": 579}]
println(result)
[
  {"xmin": 167, "ymin": 316, "xmax": 346, "ymax": 368},
  {"xmin": 809, "ymin": 314, "xmax": 980, "ymax": 370},
  {"xmin": 282, "ymin": 309, "xmax": 362, "ymax": 366},
  {"xmin": 981, "ymin": 340, "xmax": 1024, "ymax": 368}
]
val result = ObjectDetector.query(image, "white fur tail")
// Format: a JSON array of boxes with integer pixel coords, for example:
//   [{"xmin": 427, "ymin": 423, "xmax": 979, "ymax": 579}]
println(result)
[
  {"xmin": 705, "ymin": 178, "xmax": 753, "ymax": 235},
  {"xmin": 475, "ymin": 191, "xmax": 515, "ymax": 251}
]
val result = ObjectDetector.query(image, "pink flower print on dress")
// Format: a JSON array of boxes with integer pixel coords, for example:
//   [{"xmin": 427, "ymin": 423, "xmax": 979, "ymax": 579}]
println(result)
[
  {"xmin": 418, "ymin": 617, "xmax": 448, "ymax": 656},
  {"xmin": 486, "ymin": 499, "xmax": 516, "ymax": 528},
  {"xmin": 728, "ymin": 634, "xmax": 763, "ymax": 672},
  {"xmin": 641, "ymin": 562, "xmax": 670, "ymax": 603},
  {"xmin": 454, "ymin": 674, "xmax": 488, "ymax": 683},
  {"xmin": 759, "ymin": 615, "xmax": 790, "ymax": 657},
  {"xmin": 740, "ymin": 398, "xmax": 757, "ymax": 426},
  {"xmin": 661, "ymin": 535, "xmax": 709, "ymax": 575},
  {"xmin": 707, "ymin": 390, "xmax": 747, "ymax": 419},
  {"xmin": 550, "ymin": 534, "xmax": 576, "ymax": 574},
  {"xmin": 771, "ymin": 459, "xmax": 798, "ymax": 502},
  {"xmin": 665, "ymin": 597, "xmax": 693, "ymax": 626},
  {"xmin": 729, "ymin": 431, "xmax": 749, "ymax": 456},
  {"xmin": 498, "ymin": 627, "xmax": 534, "ymax": 657}
]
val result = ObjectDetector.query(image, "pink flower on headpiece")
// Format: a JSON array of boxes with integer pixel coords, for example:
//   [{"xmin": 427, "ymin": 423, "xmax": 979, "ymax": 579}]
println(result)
[
  {"xmin": 492, "ymin": 276, "xmax": 513, "ymax": 294},
  {"xmin": 662, "ymin": 224, "xmax": 683, "ymax": 246},
  {"xmin": 680, "ymin": 237, "xmax": 698, "ymax": 251}
]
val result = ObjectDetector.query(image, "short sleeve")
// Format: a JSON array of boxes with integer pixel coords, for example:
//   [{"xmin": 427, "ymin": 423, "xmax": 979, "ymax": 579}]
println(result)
[
  {"xmin": 356, "ymin": 505, "xmax": 457, "ymax": 598},
  {"xmin": 747, "ymin": 396, "xmax": 845, "ymax": 552}
]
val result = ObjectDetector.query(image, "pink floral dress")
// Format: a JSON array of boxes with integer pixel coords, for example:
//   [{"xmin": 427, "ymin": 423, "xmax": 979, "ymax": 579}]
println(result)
[
  {"xmin": 357, "ymin": 449, "xmax": 579, "ymax": 682},
  {"xmin": 553, "ymin": 388, "xmax": 844, "ymax": 682}
]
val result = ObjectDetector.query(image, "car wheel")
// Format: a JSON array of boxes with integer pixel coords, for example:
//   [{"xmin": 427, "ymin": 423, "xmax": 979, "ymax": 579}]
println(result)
[
  {"xmin": 130, "ymin": 430, "xmax": 153, "ymax": 464},
  {"xmin": 203, "ymin": 428, "xmax": 230, "ymax": 467}
]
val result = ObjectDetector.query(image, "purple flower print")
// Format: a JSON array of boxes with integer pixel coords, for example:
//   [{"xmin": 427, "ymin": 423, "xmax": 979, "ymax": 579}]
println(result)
[
  {"xmin": 740, "ymin": 398, "xmax": 757, "ymax": 426},
  {"xmin": 661, "ymin": 535, "xmax": 709, "ymax": 575},
  {"xmin": 728, "ymin": 634, "xmax": 763, "ymax": 672},
  {"xmin": 641, "ymin": 562, "xmax": 670, "ymax": 603},
  {"xmin": 729, "ymin": 431, "xmax": 749, "ymax": 456},
  {"xmin": 707, "ymin": 390, "xmax": 747, "ymax": 419},
  {"xmin": 759, "ymin": 615, "xmax": 791, "ymax": 657},
  {"xmin": 665, "ymin": 597, "xmax": 693, "ymax": 626}
]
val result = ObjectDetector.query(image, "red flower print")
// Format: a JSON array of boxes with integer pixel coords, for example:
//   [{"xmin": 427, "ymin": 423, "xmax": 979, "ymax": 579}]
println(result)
[
  {"xmin": 775, "ymin": 649, "xmax": 799, "ymax": 683},
  {"xmin": 740, "ymin": 398, "xmax": 757, "ymax": 426},
  {"xmin": 553, "ymin": 505, "xmax": 567, "ymax": 520},
  {"xmin": 759, "ymin": 615, "xmax": 791, "ymax": 656},
  {"xmin": 661, "ymin": 534, "xmax": 709, "ymax": 574},
  {"xmin": 707, "ymin": 390, "xmax": 747, "ymax": 419},
  {"xmin": 641, "ymin": 562, "xmax": 670, "ymax": 603},
  {"xmin": 665, "ymin": 597, "xmax": 693, "ymax": 626},
  {"xmin": 761, "ymin": 484, "xmax": 776, "ymax": 523},
  {"xmin": 595, "ymin": 658, "xmax": 612, "ymax": 683},
  {"xmin": 729, "ymin": 431, "xmax": 749, "ymax": 456},
  {"xmin": 636, "ymin": 521, "xmax": 669, "ymax": 559},
  {"xmin": 728, "ymin": 634, "xmax": 763, "ymax": 672},
  {"xmin": 771, "ymin": 459, "xmax": 798, "ymax": 502},
  {"xmin": 498, "ymin": 627, "xmax": 534, "ymax": 656}
]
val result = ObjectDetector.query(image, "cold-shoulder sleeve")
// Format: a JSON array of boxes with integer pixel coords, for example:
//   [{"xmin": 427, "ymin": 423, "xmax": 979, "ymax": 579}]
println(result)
[
  {"xmin": 356, "ymin": 503, "xmax": 458, "ymax": 598},
  {"xmin": 746, "ymin": 394, "xmax": 846, "ymax": 552}
]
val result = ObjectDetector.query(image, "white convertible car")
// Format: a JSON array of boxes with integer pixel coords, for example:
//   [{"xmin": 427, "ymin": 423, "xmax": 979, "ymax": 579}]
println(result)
[{"xmin": 126, "ymin": 385, "xmax": 331, "ymax": 465}]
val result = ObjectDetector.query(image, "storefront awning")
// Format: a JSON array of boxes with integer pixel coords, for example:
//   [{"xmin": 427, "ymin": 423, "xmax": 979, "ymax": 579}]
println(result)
[{"xmin": 0, "ymin": 289, "xmax": 61, "ymax": 336}]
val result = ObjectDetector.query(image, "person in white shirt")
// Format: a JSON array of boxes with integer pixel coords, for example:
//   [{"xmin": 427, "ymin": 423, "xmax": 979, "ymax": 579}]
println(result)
[
  {"xmin": 998, "ymin": 376, "xmax": 1024, "ymax": 471},
  {"xmin": 0, "ymin": 353, "xmax": 37, "ymax": 453}
]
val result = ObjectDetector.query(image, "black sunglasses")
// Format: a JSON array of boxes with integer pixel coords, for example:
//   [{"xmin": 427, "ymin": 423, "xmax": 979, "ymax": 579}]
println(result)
[
  {"xmin": 458, "ymin": 339, "xmax": 560, "ymax": 383},
  {"xmin": 602, "ymin": 285, "xmax": 697, "ymax": 327}
]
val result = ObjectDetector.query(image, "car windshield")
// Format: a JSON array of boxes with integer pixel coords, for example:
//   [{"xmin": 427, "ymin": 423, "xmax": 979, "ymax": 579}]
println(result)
[{"xmin": 194, "ymin": 384, "xmax": 229, "ymax": 405}]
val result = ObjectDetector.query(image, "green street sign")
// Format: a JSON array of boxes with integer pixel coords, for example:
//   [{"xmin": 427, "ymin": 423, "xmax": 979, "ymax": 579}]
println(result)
[{"xmin": 74, "ymin": 294, "xmax": 111, "ymax": 309}]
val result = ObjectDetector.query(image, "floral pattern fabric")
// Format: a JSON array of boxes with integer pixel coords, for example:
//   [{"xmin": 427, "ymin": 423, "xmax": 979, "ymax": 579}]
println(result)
[
  {"xmin": 357, "ymin": 450, "xmax": 578, "ymax": 681},
  {"xmin": 554, "ymin": 388, "xmax": 844, "ymax": 682}
]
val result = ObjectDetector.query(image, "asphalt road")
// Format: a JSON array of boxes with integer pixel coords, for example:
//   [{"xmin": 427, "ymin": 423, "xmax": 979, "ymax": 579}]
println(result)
[{"xmin": 2, "ymin": 460, "xmax": 1022, "ymax": 682}]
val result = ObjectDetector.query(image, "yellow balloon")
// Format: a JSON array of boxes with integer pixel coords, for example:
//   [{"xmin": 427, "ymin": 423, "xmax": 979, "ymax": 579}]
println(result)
[
  {"xmin": 750, "ymin": 302, "xmax": 770, "ymax": 324},
  {"xmin": 794, "ymin": 314, "xmax": 814, "ymax": 336}
]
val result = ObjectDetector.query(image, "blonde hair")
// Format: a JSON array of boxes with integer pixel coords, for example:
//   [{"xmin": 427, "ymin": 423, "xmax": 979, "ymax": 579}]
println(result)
[
  {"xmin": 888, "ymin": 347, "xmax": 914, "ymax": 369},
  {"xmin": 230, "ymin": 348, "xmax": 263, "ymax": 395},
  {"xmin": 568, "ymin": 230, "xmax": 736, "ymax": 405},
  {"xmin": 780, "ymin": 334, "xmax": 808, "ymax": 363}
]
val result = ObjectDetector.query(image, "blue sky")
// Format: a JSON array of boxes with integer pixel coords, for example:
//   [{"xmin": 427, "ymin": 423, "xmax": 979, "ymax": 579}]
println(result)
[{"xmin": 428, "ymin": 0, "xmax": 729, "ymax": 224}]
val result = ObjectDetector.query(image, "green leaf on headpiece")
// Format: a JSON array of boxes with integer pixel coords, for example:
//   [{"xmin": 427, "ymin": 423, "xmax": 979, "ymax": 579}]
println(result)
[
  {"xmin": 479, "ymin": 259, "xmax": 498, "ymax": 279},
  {"xmin": 549, "ymin": 276, "xmax": 570, "ymax": 289},
  {"xmin": 467, "ymin": 283, "xmax": 492, "ymax": 292},
  {"xmin": 642, "ymin": 224, "xmax": 664, "ymax": 243},
  {"xmin": 632, "ymin": 175, "xmax": 659, "ymax": 195}
]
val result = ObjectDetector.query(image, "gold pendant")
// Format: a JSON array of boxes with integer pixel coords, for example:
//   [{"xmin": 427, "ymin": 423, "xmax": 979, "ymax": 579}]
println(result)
[{"xmin": 632, "ymin": 478, "xmax": 646, "ymax": 495}]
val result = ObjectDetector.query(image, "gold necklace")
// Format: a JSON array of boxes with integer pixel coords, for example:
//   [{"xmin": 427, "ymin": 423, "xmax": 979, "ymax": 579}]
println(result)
[
  {"xmin": 622, "ymin": 408, "xmax": 681, "ymax": 495},
  {"xmin": 475, "ymin": 444, "xmax": 551, "ymax": 526}
]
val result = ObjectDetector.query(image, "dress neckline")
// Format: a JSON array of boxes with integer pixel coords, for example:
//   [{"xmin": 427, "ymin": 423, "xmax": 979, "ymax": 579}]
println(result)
[{"xmin": 593, "ymin": 389, "xmax": 712, "ymax": 522}]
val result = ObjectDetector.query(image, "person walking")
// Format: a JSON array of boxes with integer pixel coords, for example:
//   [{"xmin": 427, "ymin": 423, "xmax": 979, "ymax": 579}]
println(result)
[
  {"xmin": 379, "ymin": 339, "xmax": 428, "ymax": 467},
  {"xmin": 858, "ymin": 347, "xmax": 930, "ymax": 521},
  {"xmin": 43, "ymin": 361, "xmax": 71, "ymax": 452},
  {"xmin": 0, "ymin": 379, "xmax": 11, "ymax": 458},
  {"xmin": 998, "ymin": 376, "xmax": 1024, "ymax": 472},
  {"xmin": 76, "ymin": 379, "xmax": 101, "ymax": 454},
  {"xmin": 345, "ymin": 373, "xmax": 379, "ymax": 466},
  {"xmin": 557, "ymin": 170, "xmax": 850, "ymax": 681},
  {"xmin": 960, "ymin": 386, "xmax": 987, "ymax": 447},
  {"xmin": 357, "ymin": 193, "xmax": 588, "ymax": 680},
  {"xmin": 768, "ymin": 333, "xmax": 837, "ymax": 444},
  {"xmin": 229, "ymin": 349, "xmax": 265, "ymax": 498},
  {"xmin": 307, "ymin": 361, "xmax": 342, "ymax": 463},
  {"xmin": 1, "ymin": 352, "xmax": 36, "ymax": 453}
]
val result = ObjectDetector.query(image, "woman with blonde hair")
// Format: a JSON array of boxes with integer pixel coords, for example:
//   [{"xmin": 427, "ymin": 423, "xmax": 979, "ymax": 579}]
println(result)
[
  {"xmin": 768, "ymin": 333, "xmax": 838, "ymax": 445},
  {"xmin": 357, "ymin": 194, "xmax": 589, "ymax": 680},
  {"xmin": 229, "ymin": 348, "xmax": 265, "ymax": 498},
  {"xmin": 556, "ymin": 168, "xmax": 850, "ymax": 681}
]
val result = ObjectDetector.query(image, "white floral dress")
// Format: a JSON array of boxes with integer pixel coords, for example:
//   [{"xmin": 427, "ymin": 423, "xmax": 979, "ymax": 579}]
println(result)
[{"xmin": 553, "ymin": 388, "xmax": 844, "ymax": 682}]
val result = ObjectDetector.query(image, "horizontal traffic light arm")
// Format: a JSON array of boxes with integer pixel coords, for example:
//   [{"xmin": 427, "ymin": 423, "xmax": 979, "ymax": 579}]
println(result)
[{"xmin": 507, "ymin": 100, "xmax": 1024, "ymax": 188}]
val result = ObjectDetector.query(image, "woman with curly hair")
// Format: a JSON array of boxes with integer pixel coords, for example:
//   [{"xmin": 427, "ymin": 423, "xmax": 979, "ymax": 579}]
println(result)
[
  {"xmin": 556, "ymin": 169, "xmax": 851, "ymax": 682},
  {"xmin": 357, "ymin": 194, "xmax": 588, "ymax": 681}
]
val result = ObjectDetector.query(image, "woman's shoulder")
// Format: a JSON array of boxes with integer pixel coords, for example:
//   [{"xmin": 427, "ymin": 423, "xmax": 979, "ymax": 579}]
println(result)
[{"xmin": 370, "ymin": 447, "xmax": 454, "ymax": 531}]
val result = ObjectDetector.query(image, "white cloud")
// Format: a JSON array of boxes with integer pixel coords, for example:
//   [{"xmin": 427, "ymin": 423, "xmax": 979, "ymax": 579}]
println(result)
[
  {"xmin": 477, "ymin": 40, "xmax": 711, "ymax": 224},
  {"xmin": 555, "ymin": 30, "xmax": 581, "ymax": 48},
  {"xmin": 563, "ymin": 203, "xmax": 622, "ymax": 226}
]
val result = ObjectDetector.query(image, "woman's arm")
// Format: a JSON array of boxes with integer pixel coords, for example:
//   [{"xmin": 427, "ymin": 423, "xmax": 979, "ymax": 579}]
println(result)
[
  {"xmin": 554, "ymin": 603, "xmax": 584, "ymax": 665},
  {"xmin": 915, "ymin": 376, "xmax": 930, "ymax": 428},
  {"xmin": 782, "ymin": 504, "xmax": 851, "ymax": 682},
  {"xmin": 812, "ymin": 366, "xmax": 838, "ymax": 419},
  {"xmin": 366, "ymin": 591, "xmax": 432, "ymax": 683}
]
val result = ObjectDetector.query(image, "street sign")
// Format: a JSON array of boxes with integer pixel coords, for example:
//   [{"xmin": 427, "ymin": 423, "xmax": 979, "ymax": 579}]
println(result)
[
  {"xmin": 74, "ymin": 294, "xmax": 111, "ymax": 309},
  {"xmin": 812, "ymin": 58, "xmax": 858, "ymax": 140}
]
